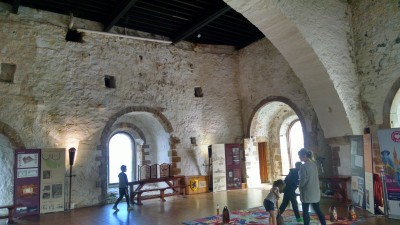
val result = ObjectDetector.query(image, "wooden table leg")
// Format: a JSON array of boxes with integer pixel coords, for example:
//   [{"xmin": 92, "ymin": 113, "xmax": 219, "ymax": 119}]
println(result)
[
  {"xmin": 160, "ymin": 189, "xmax": 166, "ymax": 202},
  {"xmin": 341, "ymin": 180, "xmax": 348, "ymax": 203},
  {"xmin": 7, "ymin": 206, "xmax": 14, "ymax": 224},
  {"xmin": 136, "ymin": 193, "xmax": 143, "ymax": 205}
]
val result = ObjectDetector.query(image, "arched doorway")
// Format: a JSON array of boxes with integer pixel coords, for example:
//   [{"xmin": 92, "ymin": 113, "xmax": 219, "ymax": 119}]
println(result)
[
  {"xmin": 245, "ymin": 97, "xmax": 306, "ymax": 188},
  {"xmin": 100, "ymin": 108, "xmax": 173, "ymax": 202},
  {"xmin": 108, "ymin": 132, "xmax": 136, "ymax": 184}
]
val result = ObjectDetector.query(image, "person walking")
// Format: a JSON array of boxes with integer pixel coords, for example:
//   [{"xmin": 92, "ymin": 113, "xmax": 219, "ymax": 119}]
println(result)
[
  {"xmin": 278, "ymin": 161, "xmax": 302, "ymax": 222},
  {"xmin": 112, "ymin": 165, "xmax": 133, "ymax": 211},
  {"xmin": 298, "ymin": 148, "xmax": 326, "ymax": 225}
]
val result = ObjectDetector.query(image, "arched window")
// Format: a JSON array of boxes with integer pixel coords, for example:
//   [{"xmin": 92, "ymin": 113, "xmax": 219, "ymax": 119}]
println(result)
[
  {"xmin": 108, "ymin": 133, "xmax": 135, "ymax": 184},
  {"xmin": 288, "ymin": 120, "xmax": 304, "ymax": 168},
  {"xmin": 390, "ymin": 89, "xmax": 400, "ymax": 128}
]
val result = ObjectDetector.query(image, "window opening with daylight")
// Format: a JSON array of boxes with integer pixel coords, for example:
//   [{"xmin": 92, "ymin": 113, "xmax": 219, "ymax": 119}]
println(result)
[
  {"xmin": 288, "ymin": 120, "xmax": 304, "ymax": 168},
  {"xmin": 108, "ymin": 133, "xmax": 135, "ymax": 184},
  {"xmin": 390, "ymin": 89, "xmax": 400, "ymax": 128}
]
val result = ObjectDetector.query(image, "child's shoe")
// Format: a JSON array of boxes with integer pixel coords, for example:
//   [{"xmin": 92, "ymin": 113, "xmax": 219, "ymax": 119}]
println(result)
[
  {"xmin": 112, "ymin": 206, "xmax": 119, "ymax": 211},
  {"xmin": 296, "ymin": 217, "xmax": 303, "ymax": 222}
]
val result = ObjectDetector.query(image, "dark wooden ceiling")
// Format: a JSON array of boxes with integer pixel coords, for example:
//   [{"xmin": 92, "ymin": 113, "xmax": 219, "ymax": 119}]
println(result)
[{"xmin": 2, "ymin": 0, "xmax": 265, "ymax": 49}]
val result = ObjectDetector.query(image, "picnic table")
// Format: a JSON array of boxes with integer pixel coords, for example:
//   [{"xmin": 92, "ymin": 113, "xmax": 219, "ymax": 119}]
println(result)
[{"xmin": 128, "ymin": 175, "xmax": 186, "ymax": 205}]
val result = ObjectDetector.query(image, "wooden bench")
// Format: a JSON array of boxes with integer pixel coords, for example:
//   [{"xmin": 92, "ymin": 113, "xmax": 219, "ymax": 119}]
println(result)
[
  {"xmin": 133, "ymin": 187, "xmax": 171, "ymax": 205},
  {"xmin": 129, "ymin": 176, "xmax": 186, "ymax": 205},
  {"xmin": 0, "ymin": 205, "xmax": 16, "ymax": 224},
  {"xmin": 133, "ymin": 185, "xmax": 187, "ymax": 205}
]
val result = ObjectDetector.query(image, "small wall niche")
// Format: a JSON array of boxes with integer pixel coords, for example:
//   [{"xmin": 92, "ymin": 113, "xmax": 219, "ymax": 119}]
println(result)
[
  {"xmin": 65, "ymin": 29, "xmax": 83, "ymax": 43},
  {"xmin": 104, "ymin": 75, "xmax": 116, "ymax": 88},
  {"xmin": 0, "ymin": 63, "xmax": 16, "ymax": 83},
  {"xmin": 194, "ymin": 87, "xmax": 203, "ymax": 97},
  {"xmin": 190, "ymin": 137, "xmax": 197, "ymax": 145}
]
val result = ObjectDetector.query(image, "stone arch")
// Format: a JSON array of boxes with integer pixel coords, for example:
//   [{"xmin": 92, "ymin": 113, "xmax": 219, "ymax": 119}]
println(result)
[
  {"xmin": 245, "ymin": 96, "xmax": 306, "ymax": 183},
  {"xmin": 110, "ymin": 122, "xmax": 147, "ymax": 144},
  {"xmin": 100, "ymin": 106, "xmax": 173, "ymax": 143},
  {"xmin": 98, "ymin": 106, "xmax": 174, "ymax": 202},
  {"xmin": 0, "ymin": 121, "xmax": 25, "ymax": 149},
  {"xmin": 246, "ymin": 96, "xmax": 307, "ymax": 143},
  {"xmin": 382, "ymin": 77, "xmax": 400, "ymax": 128},
  {"xmin": 0, "ymin": 121, "xmax": 24, "ymax": 206},
  {"xmin": 225, "ymin": 0, "xmax": 355, "ymax": 137}
]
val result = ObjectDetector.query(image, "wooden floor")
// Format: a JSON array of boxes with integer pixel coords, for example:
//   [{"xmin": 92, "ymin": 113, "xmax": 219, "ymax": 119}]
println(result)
[{"xmin": 1, "ymin": 188, "xmax": 398, "ymax": 225}]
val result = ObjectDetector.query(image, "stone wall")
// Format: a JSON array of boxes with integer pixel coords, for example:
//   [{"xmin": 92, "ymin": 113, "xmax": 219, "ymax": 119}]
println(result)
[
  {"xmin": 351, "ymin": 0, "xmax": 400, "ymax": 126},
  {"xmin": 237, "ymin": 39, "xmax": 332, "ymax": 179},
  {"xmin": 225, "ymin": 0, "xmax": 364, "ymax": 137},
  {"xmin": 238, "ymin": 39, "xmax": 317, "ymax": 135},
  {"xmin": 0, "ymin": 0, "xmax": 398, "ymax": 208},
  {"xmin": 0, "ymin": 134, "xmax": 14, "ymax": 206},
  {"xmin": 0, "ymin": 4, "xmax": 243, "ymax": 207},
  {"xmin": 350, "ymin": 0, "xmax": 400, "ymax": 174}
]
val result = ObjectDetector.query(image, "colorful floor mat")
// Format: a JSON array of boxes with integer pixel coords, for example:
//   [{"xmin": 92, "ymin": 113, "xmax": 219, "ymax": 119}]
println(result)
[{"xmin": 182, "ymin": 206, "xmax": 365, "ymax": 225}]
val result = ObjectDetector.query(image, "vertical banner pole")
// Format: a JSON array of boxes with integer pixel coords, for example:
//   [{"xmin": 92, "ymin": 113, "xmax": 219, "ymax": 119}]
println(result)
[
  {"xmin": 69, "ymin": 164, "xmax": 73, "ymax": 210},
  {"xmin": 68, "ymin": 147, "xmax": 76, "ymax": 210},
  {"xmin": 380, "ymin": 169, "xmax": 389, "ymax": 215}
]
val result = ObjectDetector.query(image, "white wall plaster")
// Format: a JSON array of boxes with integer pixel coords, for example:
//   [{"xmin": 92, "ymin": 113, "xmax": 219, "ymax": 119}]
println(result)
[
  {"xmin": 0, "ymin": 134, "xmax": 14, "ymax": 206},
  {"xmin": 0, "ymin": 0, "xmax": 397, "ymax": 209},
  {"xmin": 226, "ymin": 0, "xmax": 366, "ymax": 137},
  {"xmin": 0, "ymin": 4, "xmax": 243, "ymax": 207},
  {"xmin": 351, "ymin": 0, "xmax": 400, "ymax": 125}
]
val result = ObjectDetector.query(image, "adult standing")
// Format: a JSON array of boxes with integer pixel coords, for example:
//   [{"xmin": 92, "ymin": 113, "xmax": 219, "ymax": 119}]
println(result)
[{"xmin": 298, "ymin": 148, "xmax": 326, "ymax": 225}]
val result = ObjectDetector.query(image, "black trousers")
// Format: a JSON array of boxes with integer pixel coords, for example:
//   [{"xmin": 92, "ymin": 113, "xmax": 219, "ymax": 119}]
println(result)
[
  {"xmin": 302, "ymin": 202, "xmax": 326, "ymax": 225},
  {"xmin": 114, "ymin": 188, "xmax": 130, "ymax": 207},
  {"xmin": 279, "ymin": 189, "xmax": 300, "ymax": 219}
]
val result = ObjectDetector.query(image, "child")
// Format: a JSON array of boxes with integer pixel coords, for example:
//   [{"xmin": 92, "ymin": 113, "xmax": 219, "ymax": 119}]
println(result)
[
  {"xmin": 278, "ymin": 162, "xmax": 302, "ymax": 222},
  {"xmin": 112, "ymin": 165, "xmax": 133, "ymax": 211},
  {"xmin": 263, "ymin": 179, "xmax": 285, "ymax": 225}
]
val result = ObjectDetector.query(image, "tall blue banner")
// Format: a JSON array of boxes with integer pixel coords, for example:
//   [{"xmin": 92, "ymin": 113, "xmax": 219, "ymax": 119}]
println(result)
[{"xmin": 377, "ymin": 129, "xmax": 400, "ymax": 219}]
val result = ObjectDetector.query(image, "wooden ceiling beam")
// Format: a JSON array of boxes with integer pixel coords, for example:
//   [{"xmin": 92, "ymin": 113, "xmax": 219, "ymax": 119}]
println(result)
[
  {"xmin": 103, "ymin": 0, "xmax": 139, "ymax": 32},
  {"xmin": 171, "ymin": 5, "xmax": 231, "ymax": 44}
]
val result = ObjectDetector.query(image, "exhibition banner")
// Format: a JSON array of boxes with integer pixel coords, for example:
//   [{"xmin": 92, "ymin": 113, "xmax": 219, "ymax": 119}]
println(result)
[
  {"xmin": 350, "ymin": 136, "xmax": 365, "ymax": 209},
  {"xmin": 363, "ymin": 133, "xmax": 375, "ymax": 214},
  {"xmin": 377, "ymin": 128, "xmax": 400, "ymax": 219},
  {"xmin": 212, "ymin": 144, "xmax": 226, "ymax": 192},
  {"xmin": 14, "ymin": 149, "xmax": 41, "ymax": 217},
  {"xmin": 225, "ymin": 144, "xmax": 242, "ymax": 190},
  {"xmin": 40, "ymin": 148, "xmax": 65, "ymax": 213}
]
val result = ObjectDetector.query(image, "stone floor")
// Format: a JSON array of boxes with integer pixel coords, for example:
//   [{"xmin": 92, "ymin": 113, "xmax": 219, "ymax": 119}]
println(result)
[{"xmin": 1, "ymin": 187, "xmax": 398, "ymax": 225}]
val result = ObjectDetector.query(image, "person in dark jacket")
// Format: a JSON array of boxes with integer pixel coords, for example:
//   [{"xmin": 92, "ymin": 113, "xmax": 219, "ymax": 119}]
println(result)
[
  {"xmin": 112, "ymin": 165, "xmax": 133, "ymax": 211},
  {"xmin": 278, "ymin": 161, "xmax": 302, "ymax": 222}
]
